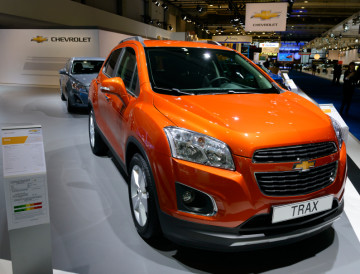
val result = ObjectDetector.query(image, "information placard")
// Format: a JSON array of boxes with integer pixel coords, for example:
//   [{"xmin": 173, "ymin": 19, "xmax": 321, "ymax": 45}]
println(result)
[{"xmin": 2, "ymin": 126, "xmax": 50, "ymax": 230}]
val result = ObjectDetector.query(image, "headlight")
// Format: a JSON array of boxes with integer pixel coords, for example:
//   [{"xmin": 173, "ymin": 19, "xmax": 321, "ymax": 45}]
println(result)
[
  {"xmin": 330, "ymin": 116, "xmax": 343, "ymax": 149},
  {"xmin": 71, "ymin": 81, "xmax": 87, "ymax": 92},
  {"xmin": 164, "ymin": 127, "xmax": 235, "ymax": 170}
]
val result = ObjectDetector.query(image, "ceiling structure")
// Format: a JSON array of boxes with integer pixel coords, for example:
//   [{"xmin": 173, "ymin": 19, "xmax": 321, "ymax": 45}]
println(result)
[
  {"xmin": 304, "ymin": 10, "xmax": 360, "ymax": 51},
  {"xmin": 0, "ymin": 0, "xmax": 359, "ymax": 44},
  {"xmin": 164, "ymin": 0, "xmax": 360, "ymax": 42}
]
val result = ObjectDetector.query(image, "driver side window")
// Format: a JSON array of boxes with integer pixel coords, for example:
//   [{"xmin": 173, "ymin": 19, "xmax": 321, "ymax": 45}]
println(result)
[{"xmin": 116, "ymin": 47, "xmax": 140, "ymax": 96}]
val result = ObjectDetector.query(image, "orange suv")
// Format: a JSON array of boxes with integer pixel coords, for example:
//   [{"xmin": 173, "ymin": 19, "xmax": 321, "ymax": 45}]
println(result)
[{"xmin": 88, "ymin": 37, "xmax": 347, "ymax": 251}]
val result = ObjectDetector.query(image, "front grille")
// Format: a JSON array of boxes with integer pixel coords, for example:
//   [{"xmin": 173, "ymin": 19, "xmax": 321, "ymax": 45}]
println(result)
[
  {"xmin": 255, "ymin": 161, "xmax": 338, "ymax": 196},
  {"xmin": 253, "ymin": 142, "xmax": 337, "ymax": 163}
]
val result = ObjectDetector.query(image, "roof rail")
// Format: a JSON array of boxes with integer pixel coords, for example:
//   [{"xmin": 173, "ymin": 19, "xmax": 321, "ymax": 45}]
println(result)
[
  {"xmin": 119, "ymin": 36, "xmax": 146, "ymax": 47},
  {"xmin": 207, "ymin": 41, "xmax": 222, "ymax": 46}
]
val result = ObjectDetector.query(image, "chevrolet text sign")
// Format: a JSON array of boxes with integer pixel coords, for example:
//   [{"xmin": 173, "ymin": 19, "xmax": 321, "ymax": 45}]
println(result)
[{"xmin": 245, "ymin": 3, "xmax": 287, "ymax": 32}]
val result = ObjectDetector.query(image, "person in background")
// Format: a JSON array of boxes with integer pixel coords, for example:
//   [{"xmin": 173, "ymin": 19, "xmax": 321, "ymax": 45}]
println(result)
[
  {"xmin": 340, "ymin": 62, "xmax": 357, "ymax": 115},
  {"xmin": 263, "ymin": 59, "xmax": 270, "ymax": 69},
  {"xmin": 332, "ymin": 63, "xmax": 342, "ymax": 85},
  {"xmin": 312, "ymin": 63, "xmax": 317, "ymax": 75}
]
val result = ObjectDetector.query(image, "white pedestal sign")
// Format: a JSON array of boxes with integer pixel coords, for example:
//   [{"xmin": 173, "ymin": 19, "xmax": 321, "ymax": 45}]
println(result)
[{"xmin": 1, "ymin": 125, "xmax": 52, "ymax": 274}]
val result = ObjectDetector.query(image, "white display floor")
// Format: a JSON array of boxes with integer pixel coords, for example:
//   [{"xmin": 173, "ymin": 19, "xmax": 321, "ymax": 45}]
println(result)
[{"xmin": 1, "ymin": 84, "xmax": 360, "ymax": 274}]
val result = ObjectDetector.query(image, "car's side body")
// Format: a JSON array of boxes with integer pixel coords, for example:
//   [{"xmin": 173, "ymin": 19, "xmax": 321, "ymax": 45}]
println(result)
[
  {"xmin": 59, "ymin": 57, "xmax": 105, "ymax": 112},
  {"xmin": 88, "ymin": 38, "xmax": 347, "ymax": 251}
]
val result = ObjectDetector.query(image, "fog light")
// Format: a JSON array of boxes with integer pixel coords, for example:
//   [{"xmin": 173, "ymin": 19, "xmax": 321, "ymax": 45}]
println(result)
[
  {"xmin": 182, "ymin": 190, "xmax": 194, "ymax": 204},
  {"xmin": 176, "ymin": 182, "xmax": 217, "ymax": 216}
]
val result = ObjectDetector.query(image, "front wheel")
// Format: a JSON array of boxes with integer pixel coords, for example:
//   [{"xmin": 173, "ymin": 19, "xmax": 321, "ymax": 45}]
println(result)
[
  {"xmin": 67, "ymin": 94, "xmax": 74, "ymax": 113},
  {"xmin": 129, "ymin": 153, "xmax": 160, "ymax": 239},
  {"xmin": 88, "ymin": 109, "xmax": 108, "ymax": 156}
]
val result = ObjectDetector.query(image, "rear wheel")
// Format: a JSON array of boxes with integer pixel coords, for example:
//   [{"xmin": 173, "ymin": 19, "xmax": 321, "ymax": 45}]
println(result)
[
  {"xmin": 129, "ymin": 153, "xmax": 160, "ymax": 239},
  {"xmin": 89, "ymin": 109, "xmax": 108, "ymax": 156}
]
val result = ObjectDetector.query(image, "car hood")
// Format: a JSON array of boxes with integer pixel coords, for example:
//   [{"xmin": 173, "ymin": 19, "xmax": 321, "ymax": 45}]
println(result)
[
  {"xmin": 153, "ymin": 91, "xmax": 336, "ymax": 157},
  {"xmin": 71, "ymin": 74, "xmax": 98, "ymax": 87}
]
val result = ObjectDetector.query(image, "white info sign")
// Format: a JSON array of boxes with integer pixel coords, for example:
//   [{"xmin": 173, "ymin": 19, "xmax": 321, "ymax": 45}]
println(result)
[{"xmin": 2, "ymin": 126, "xmax": 50, "ymax": 230}]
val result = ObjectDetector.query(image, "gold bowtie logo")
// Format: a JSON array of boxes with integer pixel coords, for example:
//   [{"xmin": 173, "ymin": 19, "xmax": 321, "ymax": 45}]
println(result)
[
  {"xmin": 31, "ymin": 36, "xmax": 48, "ymax": 43},
  {"xmin": 251, "ymin": 11, "xmax": 280, "ymax": 20},
  {"xmin": 293, "ymin": 161, "xmax": 316, "ymax": 172}
]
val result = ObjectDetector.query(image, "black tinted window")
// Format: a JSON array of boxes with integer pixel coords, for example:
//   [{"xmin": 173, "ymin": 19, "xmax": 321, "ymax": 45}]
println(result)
[
  {"xmin": 104, "ymin": 49, "xmax": 121, "ymax": 77},
  {"xmin": 71, "ymin": 60, "xmax": 104, "ymax": 74},
  {"xmin": 116, "ymin": 47, "xmax": 139, "ymax": 95}
]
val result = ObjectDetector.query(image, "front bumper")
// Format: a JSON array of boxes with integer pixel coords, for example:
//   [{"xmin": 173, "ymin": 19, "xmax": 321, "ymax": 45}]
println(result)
[{"xmin": 159, "ymin": 199, "xmax": 343, "ymax": 252}]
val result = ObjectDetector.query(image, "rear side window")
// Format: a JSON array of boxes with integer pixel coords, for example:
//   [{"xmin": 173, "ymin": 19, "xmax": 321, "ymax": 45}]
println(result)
[
  {"xmin": 104, "ymin": 49, "xmax": 121, "ymax": 77},
  {"xmin": 116, "ymin": 47, "xmax": 139, "ymax": 96}
]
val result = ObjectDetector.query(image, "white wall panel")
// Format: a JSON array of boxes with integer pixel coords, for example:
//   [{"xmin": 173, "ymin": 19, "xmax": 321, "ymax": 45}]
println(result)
[
  {"xmin": 99, "ymin": 30, "xmax": 131, "ymax": 58},
  {"xmin": 0, "ymin": 29, "xmax": 99, "ymax": 86}
]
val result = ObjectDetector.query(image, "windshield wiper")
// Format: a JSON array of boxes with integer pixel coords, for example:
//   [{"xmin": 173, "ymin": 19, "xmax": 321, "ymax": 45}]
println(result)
[
  {"xmin": 227, "ymin": 90, "xmax": 254, "ymax": 94},
  {"xmin": 153, "ymin": 86, "xmax": 195, "ymax": 95}
]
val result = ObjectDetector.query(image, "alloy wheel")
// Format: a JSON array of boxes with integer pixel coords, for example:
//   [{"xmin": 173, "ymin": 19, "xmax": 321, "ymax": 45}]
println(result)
[{"xmin": 130, "ymin": 165, "xmax": 149, "ymax": 227}]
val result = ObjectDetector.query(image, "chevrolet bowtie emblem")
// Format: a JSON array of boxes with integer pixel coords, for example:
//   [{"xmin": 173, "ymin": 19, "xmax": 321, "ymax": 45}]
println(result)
[
  {"xmin": 251, "ymin": 10, "xmax": 280, "ymax": 20},
  {"xmin": 31, "ymin": 36, "xmax": 48, "ymax": 43},
  {"xmin": 293, "ymin": 161, "xmax": 316, "ymax": 172}
]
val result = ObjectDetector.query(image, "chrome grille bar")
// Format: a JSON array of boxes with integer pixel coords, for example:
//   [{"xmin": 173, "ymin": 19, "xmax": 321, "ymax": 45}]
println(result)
[{"xmin": 255, "ymin": 162, "xmax": 338, "ymax": 196}]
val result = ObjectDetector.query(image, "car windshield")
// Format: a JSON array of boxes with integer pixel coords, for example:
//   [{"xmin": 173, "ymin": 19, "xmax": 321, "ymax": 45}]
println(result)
[
  {"xmin": 72, "ymin": 60, "xmax": 103, "ymax": 75},
  {"xmin": 145, "ymin": 47, "xmax": 276, "ymax": 95}
]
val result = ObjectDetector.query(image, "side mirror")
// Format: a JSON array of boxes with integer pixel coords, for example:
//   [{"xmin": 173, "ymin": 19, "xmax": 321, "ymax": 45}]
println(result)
[
  {"xmin": 59, "ymin": 68, "xmax": 67, "ymax": 75},
  {"xmin": 101, "ymin": 77, "xmax": 129, "ymax": 106}
]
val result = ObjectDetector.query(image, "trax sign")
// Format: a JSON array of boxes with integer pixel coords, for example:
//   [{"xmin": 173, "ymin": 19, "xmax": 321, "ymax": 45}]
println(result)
[{"xmin": 272, "ymin": 195, "xmax": 333, "ymax": 223}]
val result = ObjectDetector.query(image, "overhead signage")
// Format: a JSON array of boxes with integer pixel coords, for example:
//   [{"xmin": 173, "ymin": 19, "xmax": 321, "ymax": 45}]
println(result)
[
  {"xmin": 2, "ymin": 125, "xmax": 50, "ymax": 230},
  {"xmin": 245, "ymin": 3, "xmax": 287, "ymax": 32},
  {"xmin": 262, "ymin": 47, "xmax": 279, "ymax": 55},
  {"xmin": 212, "ymin": 35, "xmax": 252, "ymax": 43},
  {"xmin": 260, "ymin": 42, "xmax": 280, "ymax": 48}
]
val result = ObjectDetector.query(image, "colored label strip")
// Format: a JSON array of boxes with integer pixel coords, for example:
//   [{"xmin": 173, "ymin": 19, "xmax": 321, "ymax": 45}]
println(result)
[{"xmin": 14, "ymin": 202, "xmax": 42, "ymax": 212}]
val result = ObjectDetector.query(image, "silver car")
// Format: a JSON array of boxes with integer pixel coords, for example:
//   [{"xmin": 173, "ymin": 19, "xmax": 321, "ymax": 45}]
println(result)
[{"xmin": 59, "ymin": 57, "xmax": 105, "ymax": 112}]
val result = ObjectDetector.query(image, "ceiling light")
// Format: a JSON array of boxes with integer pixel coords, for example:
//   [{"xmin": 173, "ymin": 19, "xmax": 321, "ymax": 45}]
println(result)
[
  {"xmin": 197, "ymin": 5, "xmax": 203, "ymax": 13},
  {"xmin": 181, "ymin": 14, "xmax": 187, "ymax": 20},
  {"xmin": 154, "ymin": 1, "xmax": 160, "ymax": 7},
  {"xmin": 162, "ymin": 3, "xmax": 168, "ymax": 10}
]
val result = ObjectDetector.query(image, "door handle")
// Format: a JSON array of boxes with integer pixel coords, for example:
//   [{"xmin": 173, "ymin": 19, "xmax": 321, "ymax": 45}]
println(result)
[{"xmin": 100, "ymin": 86, "xmax": 110, "ymax": 92}]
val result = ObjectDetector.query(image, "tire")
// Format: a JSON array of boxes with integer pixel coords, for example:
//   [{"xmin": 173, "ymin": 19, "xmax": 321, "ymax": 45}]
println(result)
[
  {"xmin": 67, "ymin": 95, "xmax": 74, "ymax": 113},
  {"xmin": 60, "ymin": 87, "xmax": 66, "ymax": 101},
  {"xmin": 88, "ymin": 109, "xmax": 108, "ymax": 156},
  {"xmin": 129, "ymin": 153, "xmax": 161, "ymax": 239}
]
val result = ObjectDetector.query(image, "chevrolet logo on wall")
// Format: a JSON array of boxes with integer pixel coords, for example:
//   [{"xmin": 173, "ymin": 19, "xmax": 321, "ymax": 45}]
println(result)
[
  {"xmin": 251, "ymin": 10, "xmax": 280, "ymax": 20},
  {"xmin": 293, "ymin": 161, "xmax": 316, "ymax": 172},
  {"xmin": 31, "ymin": 36, "xmax": 48, "ymax": 43}
]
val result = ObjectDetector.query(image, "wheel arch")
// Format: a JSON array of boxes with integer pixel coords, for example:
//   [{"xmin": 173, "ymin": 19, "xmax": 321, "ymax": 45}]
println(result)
[{"xmin": 125, "ymin": 136, "xmax": 162, "ymax": 210}]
